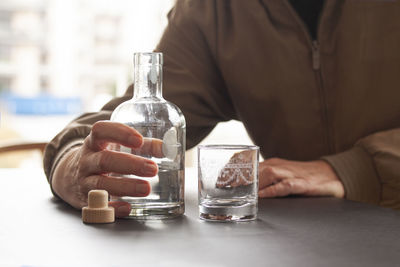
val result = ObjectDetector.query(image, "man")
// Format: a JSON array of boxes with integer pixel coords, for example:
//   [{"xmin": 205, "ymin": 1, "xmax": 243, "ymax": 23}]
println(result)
[{"xmin": 44, "ymin": 0, "xmax": 400, "ymax": 217}]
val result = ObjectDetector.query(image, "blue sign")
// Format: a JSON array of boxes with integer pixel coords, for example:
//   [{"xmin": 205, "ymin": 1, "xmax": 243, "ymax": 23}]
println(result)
[{"xmin": 0, "ymin": 94, "xmax": 82, "ymax": 115}]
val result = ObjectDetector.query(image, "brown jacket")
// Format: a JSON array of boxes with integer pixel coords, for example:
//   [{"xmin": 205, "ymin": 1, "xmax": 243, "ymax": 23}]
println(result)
[{"xmin": 44, "ymin": 0, "xmax": 400, "ymax": 209}]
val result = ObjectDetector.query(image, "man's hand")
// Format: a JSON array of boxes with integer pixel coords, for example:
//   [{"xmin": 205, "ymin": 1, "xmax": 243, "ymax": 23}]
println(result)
[
  {"xmin": 52, "ymin": 121, "xmax": 160, "ymax": 218},
  {"xmin": 258, "ymin": 158, "xmax": 345, "ymax": 198}
]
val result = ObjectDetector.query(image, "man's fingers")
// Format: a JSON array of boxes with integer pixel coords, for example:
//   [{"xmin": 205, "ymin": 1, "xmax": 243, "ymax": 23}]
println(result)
[
  {"xmin": 132, "ymin": 138, "xmax": 164, "ymax": 158},
  {"xmin": 87, "ymin": 121, "xmax": 143, "ymax": 151},
  {"xmin": 83, "ymin": 175, "xmax": 151, "ymax": 197},
  {"xmin": 258, "ymin": 164, "xmax": 284, "ymax": 189},
  {"xmin": 258, "ymin": 179, "xmax": 307, "ymax": 198},
  {"xmin": 82, "ymin": 149, "xmax": 158, "ymax": 177},
  {"xmin": 109, "ymin": 201, "xmax": 132, "ymax": 218}
]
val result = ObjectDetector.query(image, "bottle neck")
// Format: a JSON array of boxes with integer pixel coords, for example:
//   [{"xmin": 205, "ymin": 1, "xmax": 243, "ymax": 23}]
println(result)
[{"xmin": 133, "ymin": 63, "xmax": 163, "ymax": 100}]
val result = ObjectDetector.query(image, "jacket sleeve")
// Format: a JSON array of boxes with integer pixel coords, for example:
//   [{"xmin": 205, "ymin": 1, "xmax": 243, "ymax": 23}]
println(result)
[
  {"xmin": 322, "ymin": 128, "xmax": 400, "ymax": 209},
  {"xmin": 43, "ymin": 0, "xmax": 236, "ymax": 186},
  {"xmin": 43, "ymin": 94, "xmax": 132, "ymax": 186}
]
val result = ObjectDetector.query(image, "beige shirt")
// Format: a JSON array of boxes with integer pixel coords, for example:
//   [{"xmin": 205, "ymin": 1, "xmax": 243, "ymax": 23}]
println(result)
[{"xmin": 44, "ymin": 0, "xmax": 400, "ymax": 209}]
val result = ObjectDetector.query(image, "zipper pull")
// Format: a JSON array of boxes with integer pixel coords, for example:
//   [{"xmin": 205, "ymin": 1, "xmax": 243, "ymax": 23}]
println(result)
[{"xmin": 312, "ymin": 40, "xmax": 320, "ymax": 70}]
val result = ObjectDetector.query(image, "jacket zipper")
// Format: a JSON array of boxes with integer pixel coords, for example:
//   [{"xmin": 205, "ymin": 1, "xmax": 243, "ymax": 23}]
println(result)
[
  {"xmin": 312, "ymin": 40, "xmax": 321, "ymax": 70},
  {"xmin": 311, "ymin": 40, "xmax": 333, "ymax": 153},
  {"xmin": 283, "ymin": 0, "xmax": 334, "ymax": 154}
]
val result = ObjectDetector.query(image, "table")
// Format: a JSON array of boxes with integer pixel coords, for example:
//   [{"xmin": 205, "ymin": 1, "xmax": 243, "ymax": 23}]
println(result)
[{"xmin": 1, "ymin": 168, "xmax": 399, "ymax": 267}]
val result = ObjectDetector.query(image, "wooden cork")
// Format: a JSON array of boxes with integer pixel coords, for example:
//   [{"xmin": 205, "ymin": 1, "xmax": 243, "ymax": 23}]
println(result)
[{"xmin": 82, "ymin": 190, "xmax": 115, "ymax": 224}]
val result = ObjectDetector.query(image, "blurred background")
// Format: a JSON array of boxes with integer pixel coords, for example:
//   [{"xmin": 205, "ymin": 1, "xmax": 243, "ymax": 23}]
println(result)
[{"xmin": 0, "ymin": 0, "xmax": 254, "ymax": 168}]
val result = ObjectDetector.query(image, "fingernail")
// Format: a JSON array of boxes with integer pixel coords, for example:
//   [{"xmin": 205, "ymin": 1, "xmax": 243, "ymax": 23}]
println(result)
[
  {"xmin": 144, "ymin": 162, "xmax": 158, "ymax": 176},
  {"xmin": 117, "ymin": 205, "xmax": 131, "ymax": 215},
  {"xmin": 136, "ymin": 182, "xmax": 150, "ymax": 195}
]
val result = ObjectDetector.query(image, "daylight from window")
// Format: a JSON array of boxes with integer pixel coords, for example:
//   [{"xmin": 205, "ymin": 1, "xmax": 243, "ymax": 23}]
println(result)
[{"xmin": 0, "ymin": 0, "xmax": 254, "ymax": 167}]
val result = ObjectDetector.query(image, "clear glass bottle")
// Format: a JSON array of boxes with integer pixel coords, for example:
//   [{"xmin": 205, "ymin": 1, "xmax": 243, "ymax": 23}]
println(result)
[{"xmin": 109, "ymin": 52, "xmax": 186, "ymax": 219}]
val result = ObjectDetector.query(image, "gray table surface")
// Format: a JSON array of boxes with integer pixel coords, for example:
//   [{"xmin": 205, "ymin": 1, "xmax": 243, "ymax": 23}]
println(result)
[{"xmin": 0, "ymin": 168, "xmax": 399, "ymax": 267}]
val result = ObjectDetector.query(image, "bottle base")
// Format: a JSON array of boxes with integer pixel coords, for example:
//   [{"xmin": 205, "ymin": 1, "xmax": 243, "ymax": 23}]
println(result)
[{"xmin": 123, "ymin": 202, "xmax": 184, "ymax": 220}]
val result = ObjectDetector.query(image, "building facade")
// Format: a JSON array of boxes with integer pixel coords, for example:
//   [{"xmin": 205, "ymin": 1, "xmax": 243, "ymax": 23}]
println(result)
[{"xmin": 0, "ymin": 0, "xmax": 174, "ymax": 111}]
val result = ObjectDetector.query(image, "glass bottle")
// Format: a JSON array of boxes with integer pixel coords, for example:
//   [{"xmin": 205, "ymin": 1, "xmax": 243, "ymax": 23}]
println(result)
[{"xmin": 109, "ymin": 52, "xmax": 186, "ymax": 219}]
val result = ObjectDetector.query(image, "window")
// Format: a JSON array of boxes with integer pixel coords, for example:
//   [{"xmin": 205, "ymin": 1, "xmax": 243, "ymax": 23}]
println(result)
[
  {"xmin": 0, "ymin": 10, "xmax": 11, "ymax": 31},
  {"xmin": 0, "ymin": 76, "xmax": 11, "ymax": 94},
  {"xmin": 40, "ymin": 76, "xmax": 49, "ymax": 93},
  {"xmin": 0, "ymin": 45, "xmax": 11, "ymax": 62}
]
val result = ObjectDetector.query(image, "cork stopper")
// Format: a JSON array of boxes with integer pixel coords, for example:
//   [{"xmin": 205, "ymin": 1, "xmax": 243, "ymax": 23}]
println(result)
[{"xmin": 82, "ymin": 190, "xmax": 115, "ymax": 224}]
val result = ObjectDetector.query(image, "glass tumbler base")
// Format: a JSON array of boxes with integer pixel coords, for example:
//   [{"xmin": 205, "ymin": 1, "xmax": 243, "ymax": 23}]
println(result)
[{"xmin": 199, "ymin": 201, "xmax": 257, "ymax": 222}]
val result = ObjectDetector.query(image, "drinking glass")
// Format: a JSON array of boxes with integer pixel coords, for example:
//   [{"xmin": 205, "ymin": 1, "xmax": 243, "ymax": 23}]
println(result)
[{"xmin": 198, "ymin": 145, "xmax": 259, "ymax": 221}]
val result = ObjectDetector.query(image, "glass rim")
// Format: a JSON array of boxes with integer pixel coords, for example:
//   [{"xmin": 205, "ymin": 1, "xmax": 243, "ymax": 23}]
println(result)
[
  {"xmin": 133, "ymin": 52, "xmax": 163, "ymax": 65},
  {"xmin": 197, "ymin": 144, "xmax": 259, "ymax": 150},
  {"xmin": 133, "ymin": 51, "xmax": 162, "ymax": 56}
]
